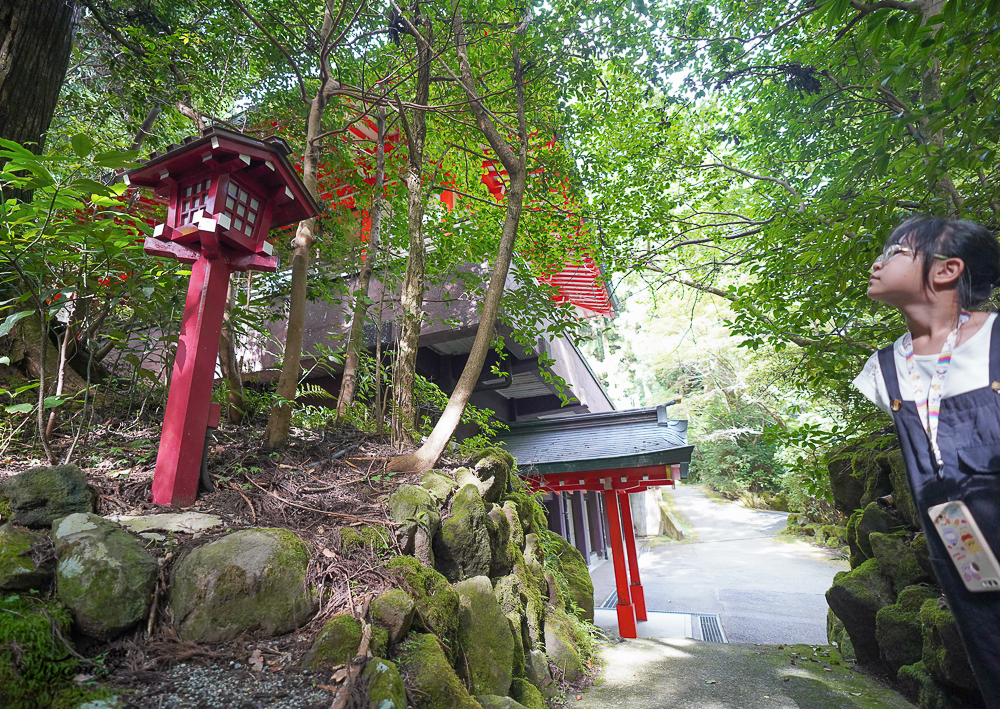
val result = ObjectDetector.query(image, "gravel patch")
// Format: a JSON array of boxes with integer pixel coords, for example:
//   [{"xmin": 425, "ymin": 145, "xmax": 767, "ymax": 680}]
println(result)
[{"xmin": 123, "ymin": 663, "xmax": 332, "ymax": 709}]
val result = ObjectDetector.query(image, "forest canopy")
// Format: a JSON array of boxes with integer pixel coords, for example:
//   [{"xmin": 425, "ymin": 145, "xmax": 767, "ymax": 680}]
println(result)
[{"xmin": 2, "ymin": 0, "xmax": 998, "ymax": 496}]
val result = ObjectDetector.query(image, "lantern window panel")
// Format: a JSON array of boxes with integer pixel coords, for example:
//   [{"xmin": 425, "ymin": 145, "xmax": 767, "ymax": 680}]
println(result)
[
  {"xmin": 178, "ymin": 179, "xmax": 211, "ymax": 226},
  {"xmin": 222, "ymin": 179, "xmax": 262, "ymax": 240}
]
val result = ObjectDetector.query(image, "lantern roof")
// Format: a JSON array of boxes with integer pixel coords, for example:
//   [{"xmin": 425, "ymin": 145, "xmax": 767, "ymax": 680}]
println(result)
[{"xmin": 127, "ymin": 127, "xmax": 322, "ymax": 229}]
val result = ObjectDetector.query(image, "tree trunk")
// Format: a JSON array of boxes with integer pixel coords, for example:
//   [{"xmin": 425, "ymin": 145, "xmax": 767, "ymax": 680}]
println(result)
[
  {"xmin": 388, "ymin": 40, "xmax": 529, "ymax": 473},
  {"xmin": 265, "ymin": 66, "xmax": 330, "ymax": 447},
  {"xmin": 337, "ymin": 107, "xmax": 386, "ymax": 417},
  {"xmin": 392, "ymin": 18, "xmax": 432, "ymax": 444},
  {"xmin": 218, "ymin": 281, "xmax": 245, "ymax": 424},
  {"xmin": 0, "ymin": 0, "xmax": 76, "ymax": 155}
]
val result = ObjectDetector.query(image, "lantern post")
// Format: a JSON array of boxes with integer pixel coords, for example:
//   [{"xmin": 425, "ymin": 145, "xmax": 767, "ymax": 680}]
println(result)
[{"xmin": 127, "ymin": 128, "xmax": 321, "ymax": 507}]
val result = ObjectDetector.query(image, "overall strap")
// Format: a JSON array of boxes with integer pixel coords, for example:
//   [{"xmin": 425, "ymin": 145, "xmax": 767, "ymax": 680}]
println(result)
[
  {"xmin": 878, "ymin": 345, "xmax": 902, "ymax": 402},
  {"xmin": 990, "ymin": 313, "xmax": 1000, "ymax": 383}
]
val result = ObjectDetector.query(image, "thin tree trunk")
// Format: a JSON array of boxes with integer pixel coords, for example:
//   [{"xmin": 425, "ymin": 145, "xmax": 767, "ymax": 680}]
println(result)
[
  {"xmin": 392, "ymin": 17, "xmax": 433, "ymax": 445},
  {"xmin": 264, "ymin": 9, "xmax": 336, "ymax": 448},
  {"xmin": 218, "ymin": 281, "xmax": 245, "ymax": 424},
  {"xmin": 388, "ymin": 37, "xmax": 529, "ymax": 473},
  {"xmin": 337, "ymin": 106, "xmax": 386, "ymax": 416}
]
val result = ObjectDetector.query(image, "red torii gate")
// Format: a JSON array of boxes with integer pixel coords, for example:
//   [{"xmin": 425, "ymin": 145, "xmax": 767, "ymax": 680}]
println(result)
[{"xmin": 523, "ymin": 463, "xmax": 682, "ymax": 639}]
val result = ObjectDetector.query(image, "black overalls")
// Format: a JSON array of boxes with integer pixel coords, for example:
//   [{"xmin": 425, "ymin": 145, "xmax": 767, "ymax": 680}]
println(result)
[{"xmin": 879, "ymin": 315, "xmax": 1000, "ymax": 705}]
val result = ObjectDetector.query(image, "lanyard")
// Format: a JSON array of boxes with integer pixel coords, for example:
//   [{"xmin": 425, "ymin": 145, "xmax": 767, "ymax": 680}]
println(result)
[{"xmin": 900, "ymin": 311, "xmax": 971, "ymax": 468}]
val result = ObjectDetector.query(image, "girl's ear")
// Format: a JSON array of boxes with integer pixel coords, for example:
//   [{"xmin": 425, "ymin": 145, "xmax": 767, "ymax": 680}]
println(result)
[{"xmin": 930, "ymin": 257, "xmax": 966, "ymax": 289}]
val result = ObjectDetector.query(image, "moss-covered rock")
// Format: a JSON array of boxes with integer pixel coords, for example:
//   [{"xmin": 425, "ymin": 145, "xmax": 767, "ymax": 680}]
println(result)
[
  {"xmin": 371, "ymin": 587, "xmax": 415, "ymax": 645},
  {"xmin": 487, "ymin": 505, "xmax": 514, "ymax": 578},
  {"xmin": 820, "ymin": 525, "xmax": 847, "ymax": 546},
  {"xmin": 825, "ymin": 558, "xmax": 894, "ymax": 666},
  {"xmin": 387, "ymin": 555, "xmax": 459, "ymax": 660},
  {"xmin": 509, "ymin": 677, "xmax": 546, "ymax": 709},
  {"xmin": 468, "ymin": 447, "xmax": 513, "ymax": 504},
  {"xmin": 421, "ymin": 471, "xmax": 458, "ymax": 506},
  {"xmin": 169, "ymin": 528, "xmax": 316, "ymax": 643},
  {"xmin": 454, "ymin": 575, "xmax": 514, "ymax": 696},
  {"xmin": 503, "ymin": 491, "xmax": 546, "ymax": 537},
  {"xmin": 876, "ymin": 585, "xmax": 939, "ymax": 675},
  {"xmin": 502, "ymin": 501, "xmax": 525, "ymax": 552},
  {"xmin": 898, "ymin": 661, "xmax": 959, "ymax": 709},
  {"xmin": 545, "ymin": 532, "xmax": 594, "ymax": 622},
  {"xmin": 476, "ymin": 696, "xmax": 530, "ymax": 709},
  {"xmin": 0, "ymin": 593, "xmax": 80, "ymax": 709},
  {"xmin": 0, "ymin": 465, "xmax": 95, "ymax": 528},
  {"xmin": 827, "ymin": 455, "xmax": 865, "ymax": 517},
  {"xmin": 846, "ymin": 510, "xmax": 867, "ymax": 569},
  {"xmin": 543, "ymin": 605, "xmax": 585, "ymax": 682},
  {"xmin": 826, "ymin": 608, "xmax": 855, "ymax": 661},
  {"xmin": 881, "ymin": 449, "xmax": 919, "ymax": 530},
  {"xmin": 52, "ymin": 513, "xmax": 156, "ymax": 639},
  {"xmin": 0, "ymin": 524, "xmax": 53, "ymax": 591},
  {"xmin": 525, "ymin": 648, "xmax": 554, "ymax": 693},
  {"xmin": 340, "ymin": 525, "xmax": 392, "ymax": 554},
  {"xmin": 911, "ymin": 534, "xmax": 934, "ymax": 581},
  {"xmin": 870, "ymin": 533, "xmax": 931, "ymax": 592},
  {"xmin": 857, "ymin": 502, "xmax": 906, "ymax": 557},
  {"xmin": 389, "ymin": 485, "xmax": 440, "ymax": 567},
  {"xmin": 433, "ymin": 484, "xmax": 492, "ymax": 583},
  {"xmin": 362, "ymin": 658, "xmax": 406, "ymax": 709},
  {"xmin": 400, "ymin": 633, "xmax": 481, "ymax": 709},
  {"xmin": 302, "ymin": 614, "xmax": 362, "ymax": 669},
  {"xmin": 920, "ymin": 598, "xmax": 977, "ymax": 691}
]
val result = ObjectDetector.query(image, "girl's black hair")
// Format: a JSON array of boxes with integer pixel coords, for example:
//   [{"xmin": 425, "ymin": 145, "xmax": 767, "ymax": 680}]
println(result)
[{"xmin": 886, "ymin": 217, "xmax": 1000, "ymax": 309}]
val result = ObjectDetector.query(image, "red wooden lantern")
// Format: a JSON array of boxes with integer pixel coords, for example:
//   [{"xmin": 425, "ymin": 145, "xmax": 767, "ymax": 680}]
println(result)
[{"xmin": 128, "ymin": 128, "xmax": 321, "ymax": 507}]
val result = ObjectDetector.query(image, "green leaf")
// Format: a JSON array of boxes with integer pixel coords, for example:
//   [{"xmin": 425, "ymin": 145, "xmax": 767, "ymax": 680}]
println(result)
[
  {"xmin": 0, "ymin": 310, "xmax": 33, "ymax": 337},
  {"xmin": 91, "ymin": 150, "xmax": 139, "ymax": 169},
  {"xmin": 4, "ymin": 404, "xmax": 33, "ymax": 414},
  {"xmin": 43, "ymin": 395, "xmax": 67, "ymax": 409},
  {"xmin": 70, "ymin": 134, "xmax": 95, "ymax": 158}
]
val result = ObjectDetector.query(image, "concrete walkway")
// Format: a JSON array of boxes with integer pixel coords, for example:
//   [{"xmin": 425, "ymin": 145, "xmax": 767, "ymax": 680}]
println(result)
[
  {"xmin": 576, "ymin": 486, "xmax": 915, "ymax": 708},
  {"xmin": 592, "ymin": 484, "xmax": 848, "ymax": 644},
  {"xmin": 571, "ymin": 639, "xmax": 915, "ymax": 709}
]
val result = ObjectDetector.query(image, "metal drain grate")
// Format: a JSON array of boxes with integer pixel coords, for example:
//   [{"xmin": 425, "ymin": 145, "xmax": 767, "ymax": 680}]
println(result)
[
  {"xmin": 600, "ymin": 590, "xmax": 618, "ymax": 608},
  {"xmin": 696, "ymin": 614, "xmax": 727, "ymax": 643}
]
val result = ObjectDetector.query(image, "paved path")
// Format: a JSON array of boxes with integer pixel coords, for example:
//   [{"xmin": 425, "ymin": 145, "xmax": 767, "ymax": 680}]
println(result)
[
  {"xmin": 570, "ymin": 639, "xmax": 914, "ymax": 709},
  {"xmin": 592, "ymin": 484, "xmax": 849, "ymax": 644}
]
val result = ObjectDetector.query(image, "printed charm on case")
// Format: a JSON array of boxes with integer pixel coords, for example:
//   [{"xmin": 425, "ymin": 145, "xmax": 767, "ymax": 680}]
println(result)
[{"xmin": 928, "ymin": 500, "xmax": 1000, "ymax": 592}]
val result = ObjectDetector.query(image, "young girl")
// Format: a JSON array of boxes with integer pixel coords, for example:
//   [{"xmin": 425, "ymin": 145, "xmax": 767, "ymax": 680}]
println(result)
[{"xmin": 854, "ymin": 217, "xmax": 1000, "ymax": 705}]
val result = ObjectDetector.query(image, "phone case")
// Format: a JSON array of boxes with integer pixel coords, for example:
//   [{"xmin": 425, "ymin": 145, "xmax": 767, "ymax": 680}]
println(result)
[{"xmin": 927, "ymin": 500, "xmax": 1000, "ymax": 592}]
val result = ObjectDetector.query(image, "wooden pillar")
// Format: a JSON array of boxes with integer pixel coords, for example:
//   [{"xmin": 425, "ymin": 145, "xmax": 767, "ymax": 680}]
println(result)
[
  {"xmin": 152, "ymin": 255, "xmax": 231, "ymax": 507},
  {"xmin": 603, "ymin": 489, "xmax": 636, "ymax": 638},
  {"xmin": 618, "ymin": 490, "xmax": 647, "ymax": 621},
  {"xmin": 571, "ymin": 492, "xmax": 590, "ymax": 559},
  {"xmin": 587, "ymin": 491, "xmax": 606, "ymax": 558},
  {"xmin": 544, "ymin": 495, "xmax": 564, "ymax": 537}
]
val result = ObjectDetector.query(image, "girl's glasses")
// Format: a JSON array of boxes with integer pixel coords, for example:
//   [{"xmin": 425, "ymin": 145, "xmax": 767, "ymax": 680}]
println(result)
[{"xmin": 872, "ymin": 244, "xmax": 949, "ymax": 269}]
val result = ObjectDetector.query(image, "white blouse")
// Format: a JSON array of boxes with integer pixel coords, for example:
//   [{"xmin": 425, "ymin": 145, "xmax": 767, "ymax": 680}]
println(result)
[{"xmin": 852, "ymin": 313, "xmax": 996, "ymax": 415}]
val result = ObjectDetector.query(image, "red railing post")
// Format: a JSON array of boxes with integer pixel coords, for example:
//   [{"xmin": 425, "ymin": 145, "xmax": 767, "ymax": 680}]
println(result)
[
  {"xmin": 604, "ymin": 488, "xmax": 636, "ymax": 638},
  {"xmin": 151, "ymin": 255, "xmax": 231, "ymax": 507},
  {"xmin": 618, "ymin": 490, "xmax": 647, "ymax": 621}
]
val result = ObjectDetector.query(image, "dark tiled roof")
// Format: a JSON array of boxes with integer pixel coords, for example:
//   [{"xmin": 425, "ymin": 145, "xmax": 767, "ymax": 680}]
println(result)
[{"xmin": 498, "ymin": 404, "xmax": 694, "ymax": 475}]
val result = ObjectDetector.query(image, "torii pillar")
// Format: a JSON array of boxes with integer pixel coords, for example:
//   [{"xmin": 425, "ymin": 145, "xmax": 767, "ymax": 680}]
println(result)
[
  {"xmin": 603, "ymin": 489, "xmax": 637, "ymax": 638},
  {"xmin": 618, "ymin": 490, "xmax": 647, "ymax": 621}
]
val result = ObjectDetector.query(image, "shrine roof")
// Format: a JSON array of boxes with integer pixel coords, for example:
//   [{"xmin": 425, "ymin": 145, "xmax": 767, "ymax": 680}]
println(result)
[
  {"xmin": 497, "ymin": 404, "xmax": 693, "ymax": 476},
  {"xmin": 127, "ymin": 127, "xmax": 322, "ymax": 228}
]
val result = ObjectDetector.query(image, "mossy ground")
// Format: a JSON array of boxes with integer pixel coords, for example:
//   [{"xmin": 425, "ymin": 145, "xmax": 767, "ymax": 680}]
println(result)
[{"xmin": 0, "ymin": 592, "xmax": 120, "ymax": 709}]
